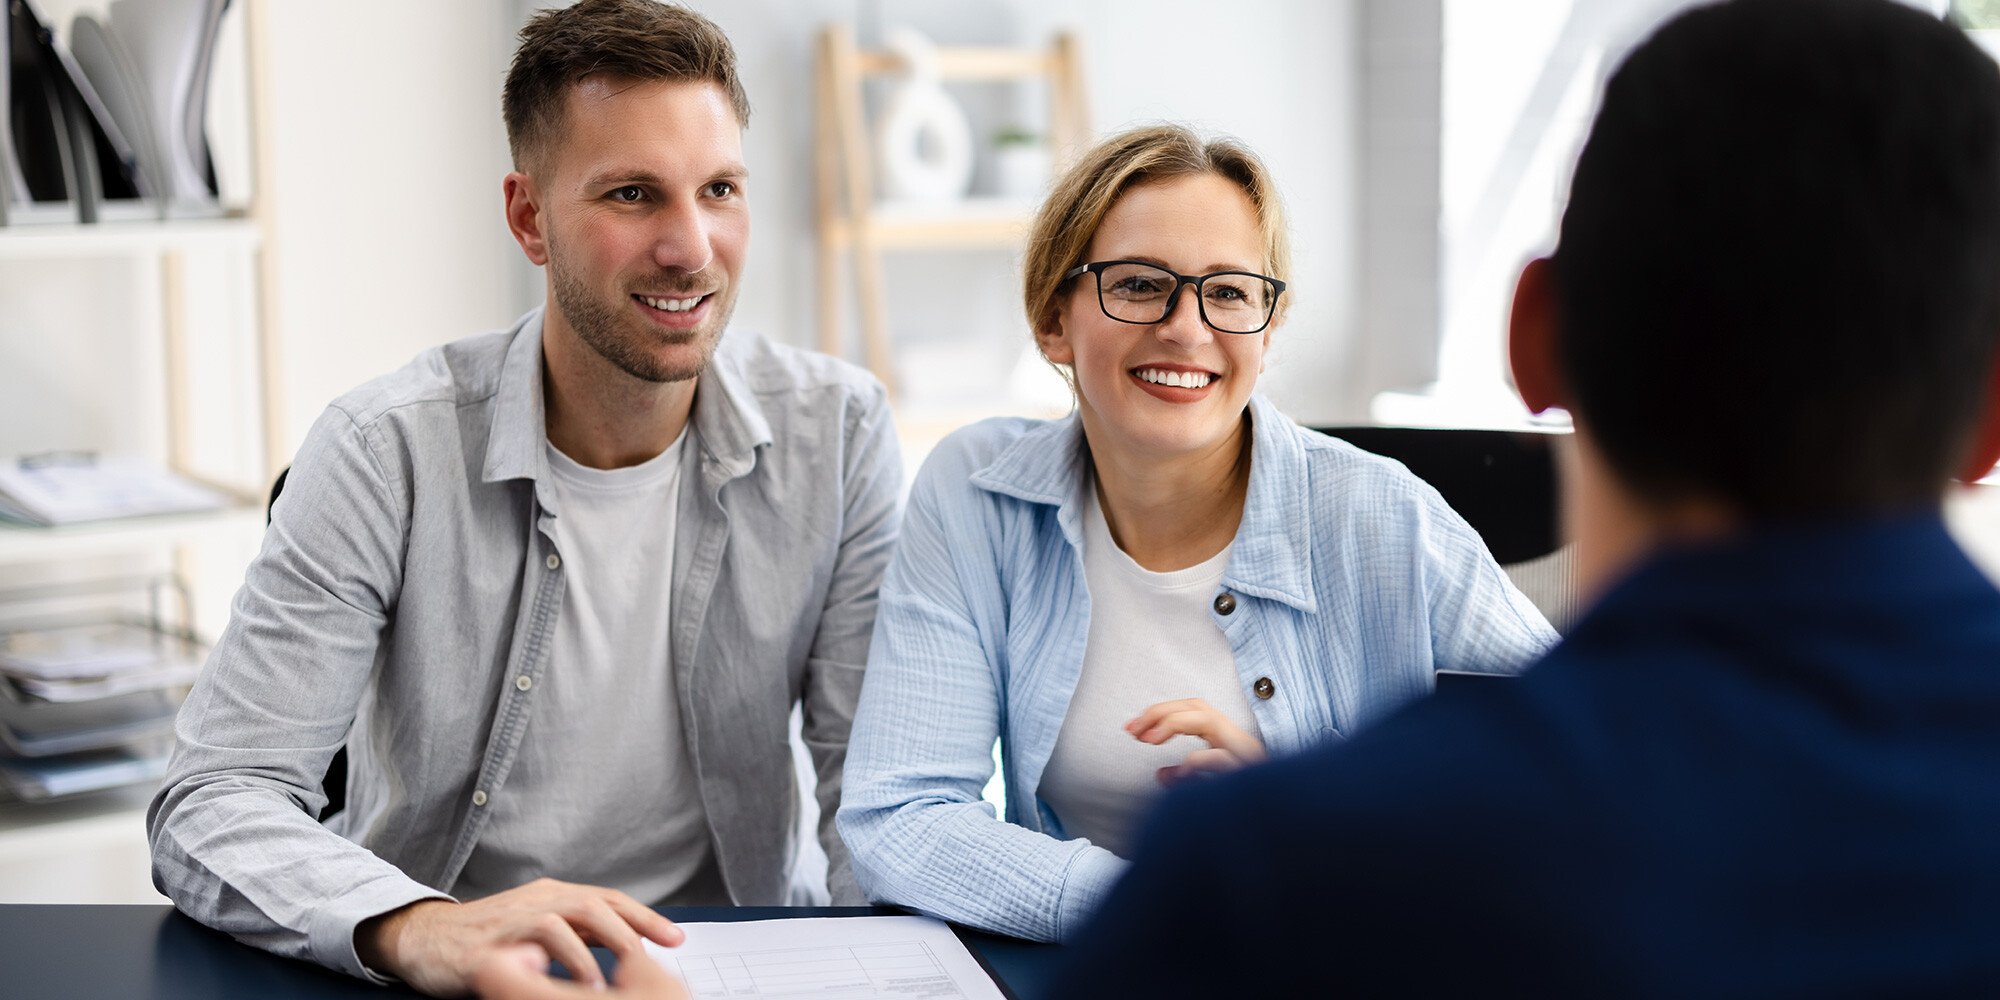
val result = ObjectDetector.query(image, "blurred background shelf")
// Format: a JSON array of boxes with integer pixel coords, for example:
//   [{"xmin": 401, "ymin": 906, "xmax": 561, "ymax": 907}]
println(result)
[
  {"xmin": 0, "ymin": 217, "xmax": 261, "ymax": 259},
  {"xmin": 0, "ymin": 504, "xmax": 263, "ymax": 566},
  {"xmin": 0, "ymin": 785, "xmax": 165, "ymax": 903},
  {"xmin": 0, "ymin": 0, "xmax": 275, "ymax": 904},
  {"xmin": 814, "ymin": 25, "xmax": 1087, "ymax": 397}
]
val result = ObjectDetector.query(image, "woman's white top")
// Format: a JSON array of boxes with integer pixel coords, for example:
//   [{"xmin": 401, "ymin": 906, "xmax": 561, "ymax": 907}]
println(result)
[{"xmin": 1038, "ymin": 480, "xmax": 1265, "ymax": 858}]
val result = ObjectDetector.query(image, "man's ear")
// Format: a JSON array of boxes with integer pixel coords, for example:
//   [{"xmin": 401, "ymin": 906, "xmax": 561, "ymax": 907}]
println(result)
[
  {"xmin": 1509, "ymin": 256, "xmax": 1567, "ymax": 415},
  {"xmin": 1956, "ymin": 358, "xmax": 2000, "ymax": 484},
  {"xmin": 503, "ymin": 171, "xmax": 550, "ymax": 267}
]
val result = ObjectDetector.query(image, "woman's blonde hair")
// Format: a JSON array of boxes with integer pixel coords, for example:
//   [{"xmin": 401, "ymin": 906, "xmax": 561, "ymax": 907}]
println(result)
[{"xmin": 1022, "ymin": 124, "xmax": 1293, "ymax": 345}]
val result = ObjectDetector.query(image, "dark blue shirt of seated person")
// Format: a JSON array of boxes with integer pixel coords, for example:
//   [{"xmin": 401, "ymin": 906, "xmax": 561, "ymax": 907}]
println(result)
[{"xmin": 1047, "ymin": 513, "xmax": 2000, "ymax": 999}]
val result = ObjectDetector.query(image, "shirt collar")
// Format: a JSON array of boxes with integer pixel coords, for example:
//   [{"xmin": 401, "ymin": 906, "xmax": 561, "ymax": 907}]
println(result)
[
  {"xmin": 1590, "ymin": 509, "xmax": 1979, "ymax": 624},
  {"xmin": 686, "ymin": 333, "xmax": 773, "ymax": 482},
  {"xmin": 969, "ymin": 394, "xmax": 1318, "ymax": 613},
  {"xmin": 481, "ymin": 308, "xmax": 551, "ymax": 488},
  {"xmin": 480, "ymin": 307, "xmax": 771, "ymax": 499}
]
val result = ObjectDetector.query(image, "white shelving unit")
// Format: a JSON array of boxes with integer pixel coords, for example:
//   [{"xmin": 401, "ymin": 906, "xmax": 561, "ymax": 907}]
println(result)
[
  {"xmin": 813, "ymin": 25, "xmax": 1088, "ymax": 397},
  {"xmin": 0, "ymin": 218, "xmax": 262, "ymax": 259},
  {"xmin": 0, "ymin": 0, "xmax": 279, "ymax": 904},
  {"xmin": 0, "ymin": 505, "xmax": 266, "ymax": 567}
]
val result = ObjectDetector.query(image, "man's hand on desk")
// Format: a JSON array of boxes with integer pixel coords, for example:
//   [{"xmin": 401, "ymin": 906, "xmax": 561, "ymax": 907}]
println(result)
[
  {"xmin": 356, "ymin": 877, "xmax": 685, "ymax": 997},
  {"xmin": 472, "ymin": 941, "xmax": 689, "ymax": 1000}
]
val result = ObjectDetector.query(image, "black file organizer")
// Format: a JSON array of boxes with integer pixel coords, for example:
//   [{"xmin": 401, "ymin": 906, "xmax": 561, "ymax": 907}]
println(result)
[{"xmin": 3, "ymin": 0, "xmax": 157, "ymax": 226}]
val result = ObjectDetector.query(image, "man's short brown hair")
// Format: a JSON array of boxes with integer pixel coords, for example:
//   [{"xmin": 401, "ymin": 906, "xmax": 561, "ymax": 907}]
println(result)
[{"xmin": 503, "ymin": 0, "xmax": 751, "ymax": 173}]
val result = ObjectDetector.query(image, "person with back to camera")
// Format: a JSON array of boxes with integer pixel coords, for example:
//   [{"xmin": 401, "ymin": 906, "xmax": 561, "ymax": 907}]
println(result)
[{"xmin": 830, "ymin": 123, "xmax": 1558, "ymax": 943}]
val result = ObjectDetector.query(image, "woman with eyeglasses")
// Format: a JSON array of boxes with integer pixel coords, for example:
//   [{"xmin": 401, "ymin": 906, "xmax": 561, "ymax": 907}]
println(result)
[{"xmin": 837, "ymin": 125, "xmax": 1558, "ymax": 942}]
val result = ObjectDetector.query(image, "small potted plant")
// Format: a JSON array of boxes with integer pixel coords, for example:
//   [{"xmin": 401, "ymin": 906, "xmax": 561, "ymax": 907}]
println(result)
[{"xmin": 992, "ymin": 125, "xmax": 1051, "ymax": 199}]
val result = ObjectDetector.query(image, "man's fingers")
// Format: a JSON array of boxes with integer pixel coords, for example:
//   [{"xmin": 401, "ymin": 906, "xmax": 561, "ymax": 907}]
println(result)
[
  {"xmin": 610, "ymin": 944, "xmax": 694, "ymax": 999},
  {"xmin": 469, "ymin": 943, "xmax": 570, "ymax": 999},
  {"xmin": 525, "ymin": 913, "xmax": 605, "ymax": 989},
  {"xmin": 560, "ymin": 895, "xmax": 644, "ymax": 953},
  {"xmin": 602, "ymin": 891, "xmax": 685, "ymax": 948}
]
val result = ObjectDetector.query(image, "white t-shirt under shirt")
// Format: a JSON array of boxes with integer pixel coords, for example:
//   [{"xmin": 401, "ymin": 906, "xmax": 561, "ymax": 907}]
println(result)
[
  {"xmin": 455, "ymin": 426, "xmax": 728, "ymax": 905},
  {"xmin": 1038, "ymin": 481, "xmax": 1266, "ymax": 858}
]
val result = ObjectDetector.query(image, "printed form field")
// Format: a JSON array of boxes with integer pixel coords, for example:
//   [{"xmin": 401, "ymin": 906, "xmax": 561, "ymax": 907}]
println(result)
[{"xmin": 648, "ymin": 916, "xmax": 1006, "ymax": 1000}]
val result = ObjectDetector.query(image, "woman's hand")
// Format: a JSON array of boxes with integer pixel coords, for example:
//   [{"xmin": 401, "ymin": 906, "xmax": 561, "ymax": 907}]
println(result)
[{"xmin": 1125, "ymin": 697, "xmax": 1267, "ymax": 786}]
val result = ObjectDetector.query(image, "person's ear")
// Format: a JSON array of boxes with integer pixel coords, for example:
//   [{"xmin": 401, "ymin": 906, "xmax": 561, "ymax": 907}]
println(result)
[
  {"xmin": 1956, "ymin": 358, "xmax": 2000, "ymax": 483},
  {"xmin": 1509, "ymin": 256, "xmax": 1567, "ymax": 414},
  {"xmin": 503, "ymin": 171, "xmax": 550, "ymax": 267},
  {"xmin": 1037, "ymin": 312, "xmax": 1075, "ymax": 366}
]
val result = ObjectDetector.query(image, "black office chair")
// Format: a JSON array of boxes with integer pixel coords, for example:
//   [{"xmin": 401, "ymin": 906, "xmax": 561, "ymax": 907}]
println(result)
[
  {"xmin": 266, "ymin": 467, "xmax": 348, "ymax": 821},
  {"xmin": 1313, "ymin": 426, "xmax": 1576, "ymax": 630}
]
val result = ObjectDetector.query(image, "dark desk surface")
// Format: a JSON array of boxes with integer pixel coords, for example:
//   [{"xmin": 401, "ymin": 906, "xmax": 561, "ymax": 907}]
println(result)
[{"xmin": 0, "ymin": 904, "xmax": 1060, "ymax": 1000}]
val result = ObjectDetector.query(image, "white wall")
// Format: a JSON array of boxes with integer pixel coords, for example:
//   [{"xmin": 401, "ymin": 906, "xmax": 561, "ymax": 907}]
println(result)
[
  {"xmin": 260, "ymin": 2, "xmax": 527, "ymax": 455},
  {"xmin": 1355, "ymin": 0, "xmax": 1444, "ymax": 416},
  {"xmin": 623, "ymin": 0, "xmax": 1364, "ymax": 424}
]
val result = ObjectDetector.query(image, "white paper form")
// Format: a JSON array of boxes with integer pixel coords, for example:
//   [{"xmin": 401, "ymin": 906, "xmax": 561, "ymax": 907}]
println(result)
[{"xmin": 642, "ymin": 916, "xmax": 1008, "ymax": 1000}]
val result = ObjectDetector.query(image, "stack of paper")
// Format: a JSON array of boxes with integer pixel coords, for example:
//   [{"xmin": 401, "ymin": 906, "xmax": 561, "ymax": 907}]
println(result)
[
  {"xmin": 0, "ymin": 621, "xmax": 201, "ymax": 702},
  {"xmin": 0, "ymin": 618, "xmax": 196, "ymax": 789},
  {"xmin": 0, "ymin": 745, "xmax": 169, "ymax": 801},
  {"xmin": 644, "ymin": 916, "xmax": 1008, "ymax": 1000},
  {"xmin": 0, "ymin": 453, "xmax": 229, "ymax": 527},
  {"xmin": 0, "ymin": 684, "xmax": 181, "ymax": 757}
]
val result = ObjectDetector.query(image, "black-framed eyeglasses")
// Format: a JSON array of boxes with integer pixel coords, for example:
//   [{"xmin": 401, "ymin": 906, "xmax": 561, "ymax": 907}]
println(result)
[{"xmin": 1062, "ymin": 260, "xmax": 1287, "ymax": 335}]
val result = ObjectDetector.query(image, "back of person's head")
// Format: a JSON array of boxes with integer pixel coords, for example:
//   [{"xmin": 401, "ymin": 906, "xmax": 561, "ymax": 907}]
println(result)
[
  {"xmin": 502, "ymin": 0, "xmax": 750, "ymax": 174},
  {"xmin": 1552, "ymin": 0, "xmax": 2000, "ymax": 519},
  {"xmin": 1022, "ymin": 124, "xmax": 1294, "ymax": 342}
]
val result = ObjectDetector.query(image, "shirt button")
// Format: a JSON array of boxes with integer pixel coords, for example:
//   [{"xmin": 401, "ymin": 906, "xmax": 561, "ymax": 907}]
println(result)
[
  {"xmin": 471, "ymin": 790, "xmax": 489, "ymax": 807},
  {"xmin": 1213, "ymin": 592, "xmax": 1237, "ymax": 616},
  {"xmin": 514, "ymin": 675, "xmax": 533, "ymax": 692},
  {"xmin": 1253, "ymin": 676, "xmax": 1276, "ymax": 700},
  {"xmin": 546, "ymin": 553, "xmax": 561, "ymax": 570}
]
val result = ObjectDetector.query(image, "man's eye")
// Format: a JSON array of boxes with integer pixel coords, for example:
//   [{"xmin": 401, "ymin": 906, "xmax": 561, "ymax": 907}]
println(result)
[
  {"xmin": 707, "ymin": 180, "xmax": 737, "ymax": 198},
  {"xmin": 609, "ymin": 186, "xmax": 645, "ymax": 203}
]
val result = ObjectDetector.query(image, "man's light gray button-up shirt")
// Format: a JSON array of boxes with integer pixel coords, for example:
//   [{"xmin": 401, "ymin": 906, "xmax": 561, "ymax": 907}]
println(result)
[{"xmin": 147, "ymin": 309, "xmax": 901, "ymax": 979}]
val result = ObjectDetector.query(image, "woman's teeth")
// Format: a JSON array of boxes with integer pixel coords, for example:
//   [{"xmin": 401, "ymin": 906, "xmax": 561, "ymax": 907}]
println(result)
[{"xmin": 1136, "ymin": 368, "xmax": 1213, "ymax": 389}]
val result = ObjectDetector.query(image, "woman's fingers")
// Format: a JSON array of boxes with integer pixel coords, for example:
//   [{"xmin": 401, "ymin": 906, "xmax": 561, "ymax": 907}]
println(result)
[
  {"xmin": 1127, "ymin": 699, "xmax": 1267, "ymax": 761},
  {"xmin": 1156, "ymin": 746, "xmax": 1252, "ymax": 786}
]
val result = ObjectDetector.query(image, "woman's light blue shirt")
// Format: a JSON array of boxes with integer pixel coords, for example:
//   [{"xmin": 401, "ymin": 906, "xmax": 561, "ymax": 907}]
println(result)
[{"xmin": 838, "ymin": 395, "xmax": 1559, "ymax": 942}]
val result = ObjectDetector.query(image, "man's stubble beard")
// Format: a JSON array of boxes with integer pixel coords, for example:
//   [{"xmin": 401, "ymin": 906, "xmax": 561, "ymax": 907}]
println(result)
[{"xmin": 548, "ymin": 244, "xmax": 734, "ymax": 385}]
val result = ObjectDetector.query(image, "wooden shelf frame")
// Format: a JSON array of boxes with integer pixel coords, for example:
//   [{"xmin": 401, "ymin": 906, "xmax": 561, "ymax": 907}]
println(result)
[{"xmin": 814, "ymin": 24, "xmax": 1088, "ymax": 396}]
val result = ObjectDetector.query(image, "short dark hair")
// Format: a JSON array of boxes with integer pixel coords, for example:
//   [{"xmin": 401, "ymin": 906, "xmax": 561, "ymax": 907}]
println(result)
[
  {"xmin": 502, "ymin": 0, "xmax": 751, "ymax": 173},
  {"xmin": 1552, "ymin": 0, "xmax": 2000, "ymax": 518}
]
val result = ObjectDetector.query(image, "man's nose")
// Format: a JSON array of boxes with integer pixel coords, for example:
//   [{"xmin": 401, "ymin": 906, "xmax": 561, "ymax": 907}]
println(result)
[{"xmin": 652, "ymin": 200, "xmax": 714, "ymax": 274}]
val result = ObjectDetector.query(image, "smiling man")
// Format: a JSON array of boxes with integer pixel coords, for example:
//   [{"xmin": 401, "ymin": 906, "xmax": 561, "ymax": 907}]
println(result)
[{"xmin": 146, "ymin": 2, "xmax": 901, "ymax": 995}]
